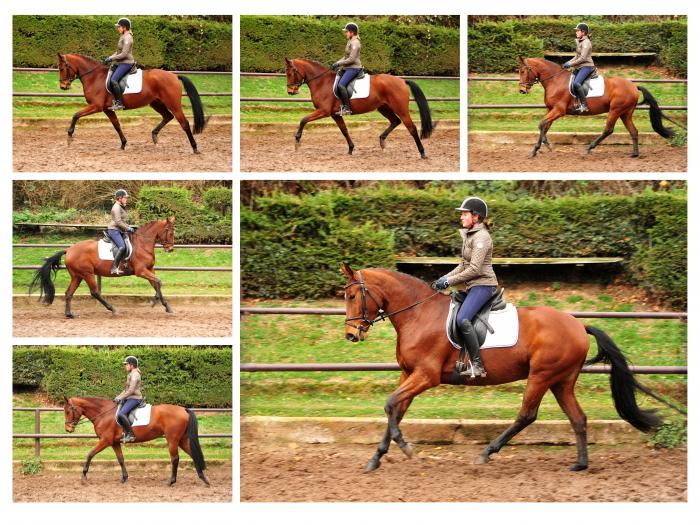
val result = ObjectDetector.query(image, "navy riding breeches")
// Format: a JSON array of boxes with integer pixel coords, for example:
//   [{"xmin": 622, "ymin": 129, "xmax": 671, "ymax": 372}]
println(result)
[
  {"xmin": 339, "ymin": 68, "xmax": 362, "ymax": 88},
  {"xmin": 118, "ymin": 398, "xmax": 140, "ymax": 418},
  {"xmin": 456, "ymin": 285, "xmax": 497, "ymax": 324},
  {"xmin": 107, "ymin": 229, "xmax": 126, "ymax": 249},
  {"xmin": 111, "ymin": 63, "xmax": 133, "ymax": 84},
  {"xmin": 573, "ymin": 66, "xmax": 595, "ymax": 89}
]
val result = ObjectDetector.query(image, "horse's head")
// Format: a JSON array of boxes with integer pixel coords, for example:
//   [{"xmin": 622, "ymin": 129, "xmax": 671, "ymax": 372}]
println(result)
[
  {"xmin": 57, "ymin": 53, "xmax": 76, "ymax": 90},
  {"xmin": 285, "ymin": 58, "xmax": 303, "ymax": 95},
  {"xmin": 158, "ymin": 217, "xmax": 175, "ymax": 252},
  {"xmin": 517, "ymin": 56, "xmax": 536, "ymax": 94},
  {"xmin": 62, "ymin": 395, "xmax": 82, "ymax": 433},
  {"xmin": 341, "ymin": 263, "xmax": 386, "ymax": 343}
]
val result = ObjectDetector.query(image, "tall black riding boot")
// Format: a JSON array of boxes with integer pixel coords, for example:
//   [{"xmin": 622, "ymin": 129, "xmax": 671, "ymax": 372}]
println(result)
[
  {"xmin": 336, "ymin": 85, "xmax": 352, "ymax": 116},
  {"xmin": 111, "ymin": 247, "xmax": 126, "ymax": 275},
  {"xmin": 118, "ymin": 414, "xmax": 135, "ymax": 443},
  {"xmin": 109, "ymin": 80, "xmax": 125, "ymax": 110},
  {"xmin": 574, "ymin": 85, "xmax": 588, "ymax": 112},
  {"xmin": 458, "ymin": 319, "xmax": 487, "ymax": 377}
]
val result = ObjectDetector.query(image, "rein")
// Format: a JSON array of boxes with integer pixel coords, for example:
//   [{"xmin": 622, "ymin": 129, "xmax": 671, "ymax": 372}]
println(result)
[
  {"xmin": 344, "ymin": 270, "xmax": 440, "ymax": 332},
  {"xmin": 132, "ymin": 223, "xmax": 172, "ymax": 247},
  {"xmin": 520, "ymin": 59, "xmax": 568, "ymax": 88},
  {"xmin": 63, "ymin": 58, "xmax": 102, "ymax": 84},
  {"xmin": 67, "ymin": 402, "xmax": 116, "ymax": 428},
  {"xmin": 287, "ymin": 61, "xmax": 330, "ymax": 90}
]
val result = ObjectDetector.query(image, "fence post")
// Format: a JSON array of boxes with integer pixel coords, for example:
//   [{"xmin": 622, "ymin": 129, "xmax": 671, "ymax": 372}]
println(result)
[{"xmin": 34, "ymin": 409, "xmax": 41, "ymax": 460}]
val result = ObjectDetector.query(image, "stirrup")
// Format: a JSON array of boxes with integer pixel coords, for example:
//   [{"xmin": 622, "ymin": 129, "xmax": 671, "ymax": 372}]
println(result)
[
  {"xmin": 122, "ymin": 433, "xmax": 135, "ymax": 443},
  {"xmin": 110, "ymin": 102, "xmax": 125, "ymax": 111},
  {"xmin": 460, "ymin": 361, "xmax": 487, "ymax": 378},
  {"xmin": 111, "ymin": 267, "xmax": 123, "ymax": 275}
]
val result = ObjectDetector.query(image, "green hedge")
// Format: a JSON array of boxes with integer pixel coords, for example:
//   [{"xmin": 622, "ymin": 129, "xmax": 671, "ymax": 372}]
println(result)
[
  {"xmin": 13, "ymin": 346, "xmax": 232, "ymax": 407},
  {"xmin": 13, "ymin": 15, "xmax": 232, "ymax": 71},
  {"xmin": 242, "ymin": 188, "xmax": 687, "ymax": 306},
  {"xmin": 136, "ymin": 186, "xmax": 231, "ymax": 244},
  {"xmin": 468, "ymin": 17, "xmax": 687, "ymax": 76},
  {"xmin": 240, "ymin": 16, "xmax": 459, "ymax": 76}
]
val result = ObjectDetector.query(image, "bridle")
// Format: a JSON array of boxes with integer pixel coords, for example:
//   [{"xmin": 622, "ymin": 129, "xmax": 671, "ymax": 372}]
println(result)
[
  {"xmin": 519, "ymin": 59, "xmax": 568, "ymax": 89},
  {"xmin": 286, "ymin": 60, "xmax": 329, "ymax": 91},
  {"xmin": 65, "ymin": 401, "xmax": 115, "ymax": 430},
  {"xmin": 133, "ymin": 222, "xmax": 174, "ymax": 250},
  {"xmin": 59, "ymin": 56, "xmax": 102, "ymax": 88},
  {"xmin": 344, "ymin": 270, "xmax": 439, "ymax": 333}
]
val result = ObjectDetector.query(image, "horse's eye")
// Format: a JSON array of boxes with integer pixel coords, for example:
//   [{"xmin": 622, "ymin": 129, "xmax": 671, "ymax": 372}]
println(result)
[{"xmin": 349, "ymin": 294, "xmax": 355, "ymax": 300}]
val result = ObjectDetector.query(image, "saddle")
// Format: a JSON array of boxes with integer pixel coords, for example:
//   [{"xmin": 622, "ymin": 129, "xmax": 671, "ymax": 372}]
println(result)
[
  {"xmin": 568, "ymin": 69, "xmax": 605, "ymax": 100},
  {"xmin": 106, "ymin": 63, "xmax": 143, "ymax": 95},
  {"xmin": 333, "ymin": 69, "xmax": 371, "ymax": 100},
  {"xmin": 99, "ymin": 231, "xmax": 133, "ymax": 262},
  {"xmin": 447, "ymin": 288, "xmax": 507, "ymax": 350},
  {"xmin": 116, "ymin": 399, "xmax": 151, "ymax": 427}
]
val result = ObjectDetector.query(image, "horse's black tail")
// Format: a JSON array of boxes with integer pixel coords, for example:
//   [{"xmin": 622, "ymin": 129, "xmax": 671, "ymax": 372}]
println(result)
[
  {"xmin": 186, "ymin": 408, "xmax": 207, "ymax": 473},
  {"xmin": 406, "ymin": 80, "xmax": 434, "ymax": 139},
  {"xmin": 178, "ymin": 75, "xmax": 206, "ymax": 134},
  {"xmin": 637, "ymin": 86, "xmax": 675, "ymax": 139},
  {"xmin": 585, "ymin": 326, "xmax": 664, "ymax": 432},
  {"xmin": 28, "ymin": 250, "xmax": 65, "ymax": 305}
]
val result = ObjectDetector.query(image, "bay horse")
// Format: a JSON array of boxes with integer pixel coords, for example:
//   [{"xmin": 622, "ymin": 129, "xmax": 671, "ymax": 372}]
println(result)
[
  {"xmin": 517, "ymin": 57, "xmax": 675, "ymax": 158},
  {"xmin": 56, "ymin": 53, "xmax": 206, "ymax": 152},
  {"xmin": 341, "ymin": 264, "xmax": 671, "ymax": 473},
  {"xmin": 284, "ymin": 58, "xmax": 434, "ymax": 158},
  {"xmin": 29, "ymin": 218, "xmax": 175, "ymax": 318},
  {"xmin": 62, "ymin": 396, "xmax": 209, "ymax": 486}
]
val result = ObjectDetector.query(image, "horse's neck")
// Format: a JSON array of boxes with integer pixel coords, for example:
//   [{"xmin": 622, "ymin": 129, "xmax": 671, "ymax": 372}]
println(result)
[
  {"xmin": 300, "ymin": 61, "xmax": 332, "ymax": 89},
  {"xmin": 533, "ymin": 60, "xmax": 566, "ymax": 91},
  {"xmin": 134, "ymin": 223, "xmax": 159, "ymax": 251},
  {"xmin": 372, "ymin": 274, "xmax": 435, "ymax": 329},
  {"xmin": 76, "ymin": 398, "xmax": 108, "ymax": 420}
]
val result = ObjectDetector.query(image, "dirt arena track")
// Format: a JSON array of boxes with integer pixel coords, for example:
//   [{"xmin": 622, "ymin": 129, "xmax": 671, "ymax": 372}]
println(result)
[
  {"xmin": 13, "ymin": 119, "xmax": 231, "ymax": 172},
  {"xmin": 13, "ymin": 462, "xmax": 232, "ymax": 502},
  {"xmin": 240, "ymin": 123, "xmax": 459, "ymax": 172},
  {"xmin": 241, "ymin": 443, "xmax": 686, "ymax": 502},
  {"xmin": 13, "ymin": 296, "xmax": 232, "ymax": 337},
  {"xmin": 468, "ymin": 142, "xmax": 687, "ymax": 172}
]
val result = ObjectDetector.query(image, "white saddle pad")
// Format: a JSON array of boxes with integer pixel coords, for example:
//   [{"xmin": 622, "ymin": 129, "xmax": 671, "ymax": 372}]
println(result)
[
  {"xmin": 97, "ymin": 238, "xmax": 132, "ymax": 261},
  {"xmin": 569, "ymin": 74, "xmax": 605, "ymax": 98},
  {"xmin": 447, "ymin": 303, "xmax": 520, "ymax": 349},
  {"xmin": 333, "ymin": 73, "xmax": 371, "ymax": 99},
  {"xmin": 131, "ymin": 404, "xmax": 152, "ymax": 427},
  {"xmin": 105, "ymin": 68, "xmax": 143, "ymax": 95}
]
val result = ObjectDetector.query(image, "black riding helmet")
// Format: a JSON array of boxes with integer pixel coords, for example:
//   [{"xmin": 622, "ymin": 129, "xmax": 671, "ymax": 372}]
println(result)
[
  {"xmin": 455, "ymin": 197, "xmax": 488, "ymax": 220},
  {"xmin": 574, "ymin": 23, "xmax": 589, "ymax": 34},
  {"xmin": 115, "ymin": 189, "xmax": 129, "ymax": 199},
  {"xmin": 123, "ymin": 356, "xmax": 138, "ymax": 367},
  {"xmin": 116, "ymin": 18, "xmax": 131, "ymax": 31},
  {"xmin": 343, "ymin": 22, "xmax": 359, "ymax": 34}
]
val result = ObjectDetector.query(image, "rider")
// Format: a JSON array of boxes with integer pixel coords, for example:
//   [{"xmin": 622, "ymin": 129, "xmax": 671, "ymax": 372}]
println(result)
[
  {"xmin": 563, "ymin": 22, "xmax": 595, "ymax": 113},
  {"xmin": 113, "ymin": 355, "xmax": 143, "ymax": 443},
  {"xmin": 107, "ymin": 189, "xmax": 135, "ymax": 275},
  {"xmin": 103, "ymin": 17, "xmax": 135, "ymax": 111},
  {"xmin": 433, "ymin": 197, "xmax": 498, "ymax": 377},
  {"xmin": 330, "ymin": 22, "xmax": 362, "ymax": 116}
]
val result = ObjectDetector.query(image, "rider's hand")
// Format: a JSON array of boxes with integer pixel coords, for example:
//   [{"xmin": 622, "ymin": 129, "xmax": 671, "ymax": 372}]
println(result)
[
  {"xmin": 113, "ymin": 398, "xmax": 120, "ymax": 404},
  {"xmin": 330, "ymin": 62, "xmax": 339, "ymax": 71},
  {"xmin": 103, "ymin": 57, "xmax": 112, "ymax": 65},
  {"xmin": 127, "ymin": 227, "xmax": 135, "ymax": 233},
  {"xmin": 434, "ymin": 276, "xmax": 450, "ymax": 290},
  {"xmin": 562, "ymin": 61, "xmax": 571, "ymax": 69}
]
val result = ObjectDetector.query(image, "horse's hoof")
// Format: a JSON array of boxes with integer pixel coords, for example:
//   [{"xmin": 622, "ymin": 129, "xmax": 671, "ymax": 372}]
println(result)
[
  {"xmin": 545, "ymin": 144, "xmax": 553, "ymax": 152},
  {"xmin": 631, "ymin": 153, "xmax": 639, "ymax": 158},
  {"xmin": 168, "ymin": 480, "xmax": 176, "ymax": 487},
  {"xmin": 152, "ymin": 134, "xmax": 159, "ymax": 145},
  {"xmin": 399, "ymin": 443, "xmax": 413, "ymax": 459},
  {"xmin": 474, "ymin": 454, "xmax": 489, "ymax": 465},
  {"xmin": 420, "ymin": 153, "xmax": 427, "ymax": 160},
  {"xmin": 65, "ymin": 313, "xmax": 74, "ymax": 319},
  {"xmin": 120, "ymin": 143, "xmax": 126, "ymax": 151},
  {"xmin": 294, "ymin": 141, "xmax": 301, "ymax": 151},
  {"xmin": 569, "ymin": 463, "xmax": 588, "ymax": 472},
  {"xmin": 121, "ymin": 477, "xmax": 128, "ymax": 484},
  {"xmin": 165, "ymin": 308, "xmax": 174, "ymax": 314},
  {"xmin": 67, "ymin": 136, "xmax": 73, "ymax": 146},
  {"xmin": 110, "ymin": 309, "xmax": 117, "ymax": 315},
  {"xmin": 380, "ymin": 139, "xmax": 386, "ymax": 150},
  {"xmin": 364, "ymin": 458, "xmax": 380, "ymax": 473},
  {"xmin": 529, "ymin": 150, "xmax": 538, "ymax": 158},
  {"xmin": 81, "ymin": 476, "xmax": 88, "ymax": 484}
]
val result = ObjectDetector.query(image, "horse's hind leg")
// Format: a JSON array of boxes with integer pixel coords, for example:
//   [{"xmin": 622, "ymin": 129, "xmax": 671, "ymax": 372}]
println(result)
[
  {"xmin": 104, "ymin": 109, "xmax": 128, "ymax": 150},
  {"xmin": 587, "ymin": 111, "xmax": 619, "ymax": 154},
  {"xmin": 112, "ymin": 443, "xmax": 129, "ymax": 483},
  {"xmin": 294, "ymin": 108, "xmax": 329, "ymax": 151},
  {"xmin": 179, "ymin": 435, "xmax": 210, "ymax": 485},
  {"xmin": 331, "ymin": 114, "xmax": 355, "ymax": 155},
  {"xmin": 394, "ymin": 109, "xmax": 426, "ymax": 159},
  {"xmin": 475, "ymin": 375, "xmax": 549, "ymax": 464},
  {"xmin": 84, "ymin": 274, "xmax": 116, "ymax": 314},
  {"xmin": 150, "ymin": 99, "xmax": 174, "ymax": 144},
  {"xmin": 137, "ymin": 268, "xmax": 173, "ymax": 313},
  {"xmin": 551, "ymin": 381, "xmax": 588, "ymax": 471},
  {"xmin": 167, "ymin": 439, "xmax": 180, "ymax": 486},
  {"xmin": 64, "ymin": 273, "xmax": 82, "ymax": 319},
  {"xmin": 377, "ymin": 105, "xmax": 402, "ymax": 150},
  {"xmin": 620, "ymin": 110, "xmax": 640, "ymax": 157}
]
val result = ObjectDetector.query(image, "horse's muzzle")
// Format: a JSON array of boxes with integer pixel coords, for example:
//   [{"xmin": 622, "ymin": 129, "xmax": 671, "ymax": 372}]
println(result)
[
  {"xmin": 65, "ymin": 424, "xmax": 75, "ymax": 433},
  {"xmin": 519, "ymin": 89, "xmax": 528, "ymax": 95},
  {"xmin": 60, "ymin": 83, "xmax": 71, "ymax": 91},
  {"xmin": 346, "ymin": 332, "xmax": 359, "ymax": 342}
]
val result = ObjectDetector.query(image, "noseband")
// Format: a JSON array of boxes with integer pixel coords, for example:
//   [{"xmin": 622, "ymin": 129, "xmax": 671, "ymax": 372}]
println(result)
[{"xmin": 344, "ymin": 271, "xmax": 440, "ymax": 333}]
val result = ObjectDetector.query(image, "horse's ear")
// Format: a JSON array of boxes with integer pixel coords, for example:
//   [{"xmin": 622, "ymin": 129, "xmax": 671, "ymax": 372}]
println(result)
[
  {"xmin": 340, "ymin": 263, "xmax": 355, "ymax": 278},
  {"xmin": 284, "ymin": 57, "xmax": 290, "ymax": 65},
  {"xmin": 57, "ymin": 52, "xmax": 63, "ymax": 62},
  {"xmin": 517, "ymin": 56, "xmax": 524, "ymax": 65},
  {"xmin": 62, "ymin": 395, "xmax": 69, "ymax": 404},
  {"xmin": 168, "ymin": 216, "xmax": 175, "ymax": 223}
]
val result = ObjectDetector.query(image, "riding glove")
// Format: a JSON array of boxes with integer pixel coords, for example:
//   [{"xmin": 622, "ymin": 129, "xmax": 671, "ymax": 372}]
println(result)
[
  {"xmin": 562, "ymin": 61, "xmax": 571, "ymax": 69},
  {"xmin": 330, "ymin": 62, "xmax": 340, "ymax": 70},
  {"xmin": 103, "ymin": 57, "xmax": 112, "ymax": 65},
  {"xmin": 113, "ymin": 397, "xmax": 120, "ymax": 404},
  {"xmin": 434, "ymin": 276, "xmax": 450, "ymax": 290},
  {"xmin": 127, "ymin": 227, "xmax": 135, "ymax": 233}
]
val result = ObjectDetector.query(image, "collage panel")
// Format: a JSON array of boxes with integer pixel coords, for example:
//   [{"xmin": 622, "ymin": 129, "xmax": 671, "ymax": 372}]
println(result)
[
  {"xmin": 12, "ymin": 345, "xmax": 233, "ymax": 502},
  {"xmin": 240, "ymin": 180, "xmax": 687, "ymax": 502},
  {"xmin": 467, "ymin": 15, "xmax": 687, "ymax": 172},
  {"xmin": 12, "ymin": 15, "xmax": 233, "ymax": 172},
  {"xmin": 239, "ymin": 15, "xmax": 460, "ymax": 172},
  {"xmin": 13, "ymin": 180, "xmax": 232, "ymax": 337}
]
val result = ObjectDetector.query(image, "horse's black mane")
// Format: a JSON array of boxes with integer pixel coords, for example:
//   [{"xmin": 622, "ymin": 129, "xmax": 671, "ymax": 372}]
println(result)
[
  {"xmin": 368, "ymin": 268, "xmax": 433, "ymax": 290},
  {"xmin": 70, "ymin": 54, "xmax": 101, "ymax": 64},
  {"xmin": 297, "ymin": 58, "xmax": 330, "ymax": 71}
]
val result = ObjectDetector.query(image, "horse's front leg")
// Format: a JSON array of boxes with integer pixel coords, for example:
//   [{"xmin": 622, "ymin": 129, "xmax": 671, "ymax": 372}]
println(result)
[
  {"xmin": 366, "ymin": 370, "xmax": 436, "ymax": 472},
  {"xmin": 104, "ymin": 109, "xmax": 128, "ymax": 150},
  {"xmin": 294, "ymin": 108, "xmax": 329, "ymax": 151},
  {"xmin": 112, "ymin": 443, "xmax": 129, "ymax": 483},
  {"xmin": 331, "ymin": 114, "xmax": 355, "ymax": 155},
  {"xmin": 137, "ymin": 268, "xmax": 173, "ymax": 313},
  {"xmin": 67, "ymin": 104, "xmax": 102, "ymax": 145},
  {"xmin": 530, "ymin": 108, "xmax": 563, "ymax": 158},
  {"xmin": 82, "ymin": 438, "xmax": 112, "ymax": 483}
]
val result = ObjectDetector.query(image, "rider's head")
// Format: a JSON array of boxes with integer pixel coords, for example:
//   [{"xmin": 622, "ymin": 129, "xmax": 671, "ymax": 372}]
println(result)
[
  {"xmin": 455, "ymin": 197, "xmax": 488, "ymax": 229},
  {"xmin": 116, "ymin": 18, "xmax": 131, "ymax": 33},
  {"xmin": 574, "ymin": 23, "xmax": 589, "ymax": 38},
  {"xmin": 343, "ymin": 22, "xmax": 359, "ymax": 38},
  {"xmin": 115, "ymin": 189, "xmax": 129, "ymax": 204},
  {"xmin": 123, "ymin": 355, "xmax": 138, "ymax": 371}
]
